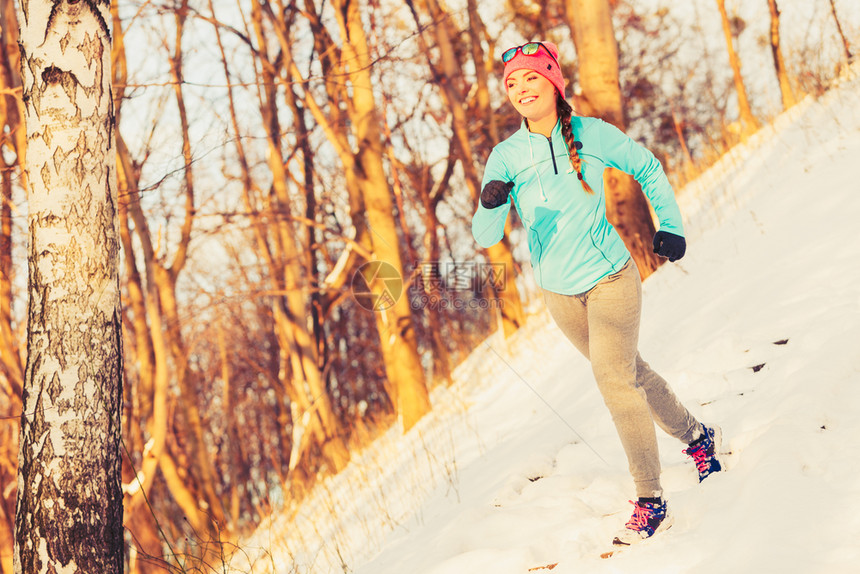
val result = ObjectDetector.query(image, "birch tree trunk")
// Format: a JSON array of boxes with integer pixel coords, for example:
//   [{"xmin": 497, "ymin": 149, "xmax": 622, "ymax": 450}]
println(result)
[
  {"xmin": 767, "ymin": 0, "xmax": 796, "ymax": 110},
  {"xmin": 565, "ymin": 0, "xmax": 663, "ymax": 279},
  {"xmin": 15, "ymin": 0, "xmax": 123, "ymax": 573},
  {"xmin": 715, "ymin": 0, "xmax": 759, "ymax": 137}
]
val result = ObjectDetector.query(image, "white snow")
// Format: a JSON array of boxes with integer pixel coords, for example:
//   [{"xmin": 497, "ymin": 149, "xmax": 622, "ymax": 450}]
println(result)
[{"xmin": 235, "ymin": 62, "xmax": 860, "ymax": 574}]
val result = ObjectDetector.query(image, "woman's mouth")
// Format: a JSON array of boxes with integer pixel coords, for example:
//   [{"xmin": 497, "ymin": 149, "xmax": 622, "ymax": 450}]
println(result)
[{"xmin": 519, "ymin": 96, "xmax": 538, "ymax": 105}]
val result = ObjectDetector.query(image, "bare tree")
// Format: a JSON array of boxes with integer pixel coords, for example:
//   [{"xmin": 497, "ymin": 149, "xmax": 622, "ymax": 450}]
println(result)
[
  {"xmin": 564, "ymin": 0, "xmax": 663, "ymax": 278},
  {"xmin": 330, "ymin": 0, "xmax": 432, "ymax": 429},
  {"xmin": 15, "ymin": 0, "xmax": 123, "ymax": 572},
  {"xmin": 715, "ymin": 0, "xmax": 759, "ymax": 136},
  {"xmin": 243, "ymin": 0, "xmax": 352, "ymax": 478},
  {"xmin": 828, "ymin": 0, "xmax": 853, "ymax": 64},
  {"xmin": 114, "ymin": 3, "xmax": 233, "ymax": 567},
  {"xmin": 253, "ymin": 0, "xmax": 432, "ymax": 431},
  {"xmin": 406, "ymin": 0, "xmax": 527, "ymax": 337},
  {"xmin": 467, "ymin": 0, "xmax": 500, "ymax": 148},
  {"xmin": 767, "ymin": 0, "xmax": 796, "ymax": 110},
  {"xmin": 111, "ymin": 8, "xmax": 172, "ymax": 570}
]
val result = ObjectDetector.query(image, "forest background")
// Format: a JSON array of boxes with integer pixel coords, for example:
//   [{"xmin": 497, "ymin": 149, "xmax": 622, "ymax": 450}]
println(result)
[{"xmin": 0, "ymin": 0, "xmax": 855, "ymax": 572}]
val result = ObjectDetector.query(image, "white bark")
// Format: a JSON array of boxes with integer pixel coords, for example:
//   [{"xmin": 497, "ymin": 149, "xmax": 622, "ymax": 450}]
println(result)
[{"xmin": 14, "ymin": 1, "xmax": 122, "ymax": 573}]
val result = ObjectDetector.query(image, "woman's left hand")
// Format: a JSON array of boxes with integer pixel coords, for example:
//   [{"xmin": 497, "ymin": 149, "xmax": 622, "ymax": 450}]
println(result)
[{"xmin": 652, "ymin": 230, "xmax": 686, "ymax": 262}]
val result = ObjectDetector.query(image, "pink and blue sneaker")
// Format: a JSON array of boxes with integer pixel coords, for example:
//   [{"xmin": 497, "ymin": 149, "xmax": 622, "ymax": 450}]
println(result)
[
  {"xmin": 613, "ymin": 498, "xmax": 673, "ymax": 545},
  {"xmin": 684, "ymin": 423, "xmax": 723, "ymax": 482}
]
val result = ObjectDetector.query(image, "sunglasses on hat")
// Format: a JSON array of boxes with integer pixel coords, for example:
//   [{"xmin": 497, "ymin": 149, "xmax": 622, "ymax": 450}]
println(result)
[{"xmin": 501, "ymin": 42, "xmax": 559, "ymax": 64}]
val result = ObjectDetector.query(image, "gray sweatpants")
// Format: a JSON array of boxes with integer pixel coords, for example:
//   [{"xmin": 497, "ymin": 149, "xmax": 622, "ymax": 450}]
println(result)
[{"xmin": 542, "ymin": 258, "xmax": 700, "ymax": 498}]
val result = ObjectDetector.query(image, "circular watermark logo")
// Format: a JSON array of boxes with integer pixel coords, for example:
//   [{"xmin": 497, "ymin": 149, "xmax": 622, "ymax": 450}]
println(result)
[{"xmin": 351, "ymin": 261, "xmax": 403, "ymax": 311}]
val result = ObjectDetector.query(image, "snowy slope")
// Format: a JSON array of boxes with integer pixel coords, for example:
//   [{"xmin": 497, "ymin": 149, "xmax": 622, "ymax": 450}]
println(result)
[{"xmin": 235, "ymin": 63, "xmax": 860, "ymax": 574}]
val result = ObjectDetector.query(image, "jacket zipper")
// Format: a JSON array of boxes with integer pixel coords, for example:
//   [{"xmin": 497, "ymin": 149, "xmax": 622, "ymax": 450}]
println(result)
[{"xmin": 546, "ymin": 137, "xmax": 558, "ymax": 175}]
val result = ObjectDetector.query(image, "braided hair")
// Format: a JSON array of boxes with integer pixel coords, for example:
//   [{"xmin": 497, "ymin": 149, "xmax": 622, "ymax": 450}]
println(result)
[{"xmin": 557, "ymin": 95, "xmax": 594, "ymax": 194}]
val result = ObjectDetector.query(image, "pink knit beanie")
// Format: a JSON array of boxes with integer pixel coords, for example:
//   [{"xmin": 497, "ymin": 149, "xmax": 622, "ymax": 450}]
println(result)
[{"xmin": 502, "ymin": 42, "xmax": 565, "ymax": 97}]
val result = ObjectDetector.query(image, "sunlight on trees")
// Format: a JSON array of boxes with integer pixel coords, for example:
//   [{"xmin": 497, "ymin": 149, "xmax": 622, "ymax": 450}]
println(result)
[{"xmin": 0, "ymin": 0, "xmax": 854, "ymax": 571}]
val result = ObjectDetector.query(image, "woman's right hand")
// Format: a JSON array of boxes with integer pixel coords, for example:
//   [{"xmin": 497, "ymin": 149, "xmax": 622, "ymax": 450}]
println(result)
[{"xmin": 480, "ymin": 180, "xmax": 514, "ymax": 209}]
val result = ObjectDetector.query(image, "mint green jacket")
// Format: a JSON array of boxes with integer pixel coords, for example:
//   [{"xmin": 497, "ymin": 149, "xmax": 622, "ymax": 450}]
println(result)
[{"xmin": 472, "ymin": 116, "xmax": 684, "ymax": 295}]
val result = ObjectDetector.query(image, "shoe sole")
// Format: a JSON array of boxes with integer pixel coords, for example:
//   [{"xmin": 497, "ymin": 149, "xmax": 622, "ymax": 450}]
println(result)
[
  {"xmin": 710, "ymin": 424, "xmax": 724, "ymax": 466},
  {"xmin": 696, "ymin": 424, "xmax": 724, "ymax": 481}
]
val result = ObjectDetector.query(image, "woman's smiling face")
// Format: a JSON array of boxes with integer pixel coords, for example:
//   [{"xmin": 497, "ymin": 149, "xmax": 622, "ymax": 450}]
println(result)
[{"xmin": 505, "ymin": 69, "xmax": 557, "ymax": 127}]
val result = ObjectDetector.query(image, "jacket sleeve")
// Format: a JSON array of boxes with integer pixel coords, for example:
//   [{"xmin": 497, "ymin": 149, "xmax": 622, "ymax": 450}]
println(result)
[
  {"xmin": 471, "ymin": 148, "xmax": 513, "ymax": 248},
  {"xmin": 596, "ymin": 120, "xmax": 685, "ymax": 237}
]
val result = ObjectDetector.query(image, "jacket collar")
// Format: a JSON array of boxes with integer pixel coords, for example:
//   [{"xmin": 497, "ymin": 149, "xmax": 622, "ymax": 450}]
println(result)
[{"xmin": 519, "ymin": 118, "xmax": 563, "ymax": 140}]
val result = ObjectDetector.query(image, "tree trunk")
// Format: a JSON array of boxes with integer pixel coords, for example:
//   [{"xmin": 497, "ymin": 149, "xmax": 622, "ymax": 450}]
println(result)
[
  {"xmin": 715, "ymin": 0, "xmax": 759, "ymax": 137},
  {"xmin": 407, "ymin": 0, "xmax": 526, "ymax": 337},
  {"xmin": 828, "ymin": 0, "xmax": 853, "ymax": 63},
  {"xmin": 767, "ymin": 0, "xmax": 796, "ymax": 110},
  {"xmin": 124, "ymin": 504, "xmax": 165, "ymax": 574},
  {"xmin": 377, "ymin": 85, "xmax": 454, "ymax": 385},
  {"xmin": 216, "ymin": 325, "xmax": 241, "ymax": 525},
  {"xmin": 247, "ymin": 0, "xmax": 350, "ymax": 476},
  {"xmin": 565, "ymin": 0, "xmax": 662, "ymax": 279},
  {"xmin": 466, "ymin": 0, "xmax": 499, "ymax": 147},
  {"xmin": 113, "ymin": 5, "xmax": 227, "ymax": 559},
  {"xmin": 333, "ymin": 0, "xmax": 431, "ymax": 430},
  {"xmin": 115, "ymin": 131, "xmax": 170, "ymax": 547},
  {"xmin": 671, "ymin": 108, "xmax": 695, "ymax": 181},
  {"xmin": 15, "ymin": 1, "xmax": 123, "ymax": 572},
  {"xmin": 160, "ymin": 2, "xmax": 229, "ymax": 529}
]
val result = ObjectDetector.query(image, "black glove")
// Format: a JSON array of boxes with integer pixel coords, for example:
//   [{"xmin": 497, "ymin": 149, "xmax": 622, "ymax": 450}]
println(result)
[
  {"xmin": 480, "ymin": 180, "xmax": 514, "ymax": 209},
  {"xmin": 652, "ymin": 230, "xmax": 686, "ymax": 262}
]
